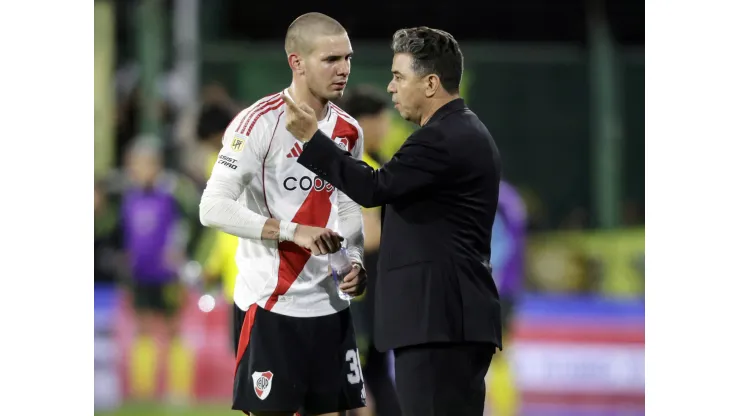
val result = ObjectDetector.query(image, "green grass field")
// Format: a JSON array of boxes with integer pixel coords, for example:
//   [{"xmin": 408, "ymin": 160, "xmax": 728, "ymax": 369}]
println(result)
[{"xmin": 95, "ymin": 403, "xmax": 239, "ymax": 416}]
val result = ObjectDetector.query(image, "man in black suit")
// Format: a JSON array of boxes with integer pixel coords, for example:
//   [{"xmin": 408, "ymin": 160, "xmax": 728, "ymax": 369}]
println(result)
[{"xmin": 282, "ymin": 26, "xmax": 502, "ymax": 416}]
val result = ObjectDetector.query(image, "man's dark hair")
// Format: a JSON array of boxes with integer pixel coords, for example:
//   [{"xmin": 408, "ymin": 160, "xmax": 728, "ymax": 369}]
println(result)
[
  {"xmin": 197, "ymin": 104, "xmax": 235, "ymax": 142},
  {"xmin": 337, "ymin": 85, "xmax": 389, "ymax": 119},
  {"xmin": 391, "ymin": 27, "xmax": 464, "ymax": 94}
]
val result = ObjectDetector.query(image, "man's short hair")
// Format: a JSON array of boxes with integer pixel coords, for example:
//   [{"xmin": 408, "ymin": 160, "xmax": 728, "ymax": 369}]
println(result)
[
  {"xmin": 391, "ymin": 27, "xmax": 464, "ymax": 94},
  {"xmin": 285, "ymin": 12, "xmax": 346, "ymax": 55},
  {"xmin": 338, "ymin": 85, "xmax": 389, "ymax": 119}
]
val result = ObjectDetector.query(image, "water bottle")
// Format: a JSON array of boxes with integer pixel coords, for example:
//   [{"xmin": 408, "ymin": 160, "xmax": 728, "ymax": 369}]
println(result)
[{"xmin": 329, "ymin": 248, "xmax": 355, "ymax": 301}]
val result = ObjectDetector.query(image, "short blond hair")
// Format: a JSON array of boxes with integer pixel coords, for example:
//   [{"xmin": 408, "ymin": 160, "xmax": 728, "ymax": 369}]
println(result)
[{"xmin": 285, "ymin": 12, "xmax": 346, "ymax": 55}]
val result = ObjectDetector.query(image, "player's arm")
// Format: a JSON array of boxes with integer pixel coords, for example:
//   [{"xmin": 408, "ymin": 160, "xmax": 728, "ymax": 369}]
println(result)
[
  {"xmin": 334, "ymin": 130, "xmax": 368, "ymax": 297},
  {"xmin": 337, "ymin": 128, "xmax": 366, "ymax": 267},
  {"xmin": 298, "ymin": 128, "xmax": 450, "ymax": 208},
  {"xmin": 199, "ymin": 116, "xmax": 343, "ymax": 254},
  {"xmin": 199, "ymin": 118, "xmax": 290, "ymax": 241}
]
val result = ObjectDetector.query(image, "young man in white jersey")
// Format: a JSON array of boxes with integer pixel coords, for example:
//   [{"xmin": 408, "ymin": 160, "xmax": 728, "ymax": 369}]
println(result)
[{"xmin": 199, "ymin": 12, "xmax": 367, "ymax": 416}]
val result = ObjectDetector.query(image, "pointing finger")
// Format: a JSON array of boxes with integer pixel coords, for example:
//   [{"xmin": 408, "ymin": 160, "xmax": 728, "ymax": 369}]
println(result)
[
  {"xmin": 281, "ymin": 92, "xmax": 298, "ymax": 110},
  {"xmin": 299, "ymin": 103, "xmax": 313, "ymax": 113}
]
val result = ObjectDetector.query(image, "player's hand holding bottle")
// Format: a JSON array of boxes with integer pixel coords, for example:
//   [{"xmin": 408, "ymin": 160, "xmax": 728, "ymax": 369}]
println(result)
[{"xmin": 329, "ymin": 248, "xmax": 367, "ymax": 300}]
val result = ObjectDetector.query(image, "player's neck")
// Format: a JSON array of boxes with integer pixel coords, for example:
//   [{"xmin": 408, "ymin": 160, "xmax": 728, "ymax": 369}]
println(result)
[
  {"xmin": 420, "ymin": 94, "xmax": 461, "ymax": 126},
  {"xmin": 287, "ymin": 82, "xmax": 329, "ymax": 120}
]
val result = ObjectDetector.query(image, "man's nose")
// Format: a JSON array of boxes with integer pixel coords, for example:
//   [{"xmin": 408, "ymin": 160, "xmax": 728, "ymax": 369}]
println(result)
[{"xmin": 337, "ymin": 60, "xmax": 350, "ymax": 76}]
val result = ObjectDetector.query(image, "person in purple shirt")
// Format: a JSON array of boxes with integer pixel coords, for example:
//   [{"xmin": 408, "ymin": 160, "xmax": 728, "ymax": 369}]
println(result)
[
  {"xmin": 487, "ymin": 180, "xmax": 527, "ymax": 416},
  {"xmin": 117, "ymin": 137, "xmax": 195, "ymax": 401},
  {"xmin": 121, "ymin": 139, "xmax": 187, "ymax": 321}
]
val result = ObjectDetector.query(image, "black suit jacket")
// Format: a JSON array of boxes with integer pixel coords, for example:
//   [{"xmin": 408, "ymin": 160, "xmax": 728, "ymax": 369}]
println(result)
[{"xmin": 298, "ymin": 98, "xmax": 502, "ymax": 352}]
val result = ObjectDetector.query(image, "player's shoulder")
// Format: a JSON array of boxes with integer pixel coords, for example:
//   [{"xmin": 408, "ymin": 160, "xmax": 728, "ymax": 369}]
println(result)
[
  {"xmin": 229, "ymin": 92, "xmax": 286, "ymax": 139},
  {"xmin": 329, "ymin": 101, "xmax": 362, "ymax": 133},
  {"xmin": 328, "ymin": 102, "xmax": 363, "ymax": 155}
]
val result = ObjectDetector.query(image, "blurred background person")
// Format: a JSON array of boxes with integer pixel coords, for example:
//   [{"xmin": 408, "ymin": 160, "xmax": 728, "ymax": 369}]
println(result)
[
  {"xmin": 118, "ymin": 137, "xmax": 196, "ymax": 404},
  {"xmin": 337, "ymin": 85, "xmax": 401, "ymax": 416},
  {"xmin": 196, "ymin": 103, "xmax": 237, "ymax": 181},
  {"xmin": 486, "ymin": 180, "xmax": 527, "ymax": 416},
  {"xmin": 195, "ymin": 102, "xmax": 242, "ymax": 354},
  {"xmin": 174, "ymin": 81, "xmax": 241, "ymax": 186}
]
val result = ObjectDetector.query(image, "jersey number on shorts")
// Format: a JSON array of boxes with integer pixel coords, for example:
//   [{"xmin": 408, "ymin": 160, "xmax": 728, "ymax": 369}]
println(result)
[{"xmin": 345, "ymin": 348, "xmax": 364, "ymax": 384}]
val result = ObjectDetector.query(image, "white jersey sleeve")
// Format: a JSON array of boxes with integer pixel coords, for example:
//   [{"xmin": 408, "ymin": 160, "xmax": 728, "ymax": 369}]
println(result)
[
  {"xmin": 199, "ymin": 113, "xmax": 272, "ymax": 240},
  {"xmin": 337, "ymin": 125, "xmax": 365, "ymax": 265}
]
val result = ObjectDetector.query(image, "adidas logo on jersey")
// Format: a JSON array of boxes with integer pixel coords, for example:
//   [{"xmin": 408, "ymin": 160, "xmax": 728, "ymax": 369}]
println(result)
[{"xmin": 286, "ymin": 143, "xmax": 303, "ymax": 158}]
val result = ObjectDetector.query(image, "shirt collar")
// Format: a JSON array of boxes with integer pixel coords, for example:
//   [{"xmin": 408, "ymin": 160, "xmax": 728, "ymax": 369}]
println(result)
[{"xmin": 426, "ymin": 98, "xmax": 467, "ymax": 125}]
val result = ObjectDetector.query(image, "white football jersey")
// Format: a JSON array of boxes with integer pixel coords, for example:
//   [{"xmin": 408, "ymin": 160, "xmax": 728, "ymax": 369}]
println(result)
[{"xmin": 208, "ymin": 90, "xmax": 364, "ymax": 317}]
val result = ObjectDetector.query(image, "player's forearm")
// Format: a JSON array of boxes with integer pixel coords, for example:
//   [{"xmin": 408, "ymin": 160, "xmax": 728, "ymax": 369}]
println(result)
[
  {"xmin": 200, "ymin": 198, "xmax": 299, "ymax": 242},
  {"xmin": 338, "ymin": 199, "xmax": 365, "ymax": 265},
  {"xmin": 199, "ymin": 177, "xmax": 297, "ymax": 241},
  {"xmin": 199, "ymin": 194, "xmax": 268, "ymax": 239}
]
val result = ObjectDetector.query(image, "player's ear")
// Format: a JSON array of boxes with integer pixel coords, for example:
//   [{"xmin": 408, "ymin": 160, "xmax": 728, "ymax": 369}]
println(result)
[
  {"xmin": 424, "ymin": 74, "xmax": 440, "ymax": 98},
  {"xmin": 288, "ymin": 53, "xmax": 304, "ymax": 75}
]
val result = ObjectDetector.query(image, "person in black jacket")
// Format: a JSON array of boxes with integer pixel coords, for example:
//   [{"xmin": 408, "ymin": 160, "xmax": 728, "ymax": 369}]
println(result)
[
  {"xmin": 337, "ymin": 86, "xmax": 402, "ymax": 416},
  {"xmin": 282, "ymin": 26, "xmax": 502, "ymax": 416}
]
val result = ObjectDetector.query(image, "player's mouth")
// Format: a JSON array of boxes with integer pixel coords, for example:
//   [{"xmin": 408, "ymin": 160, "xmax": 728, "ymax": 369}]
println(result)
[{"xmin": 331, "ymin": 82, "xmax": 347, "ymax": 89}]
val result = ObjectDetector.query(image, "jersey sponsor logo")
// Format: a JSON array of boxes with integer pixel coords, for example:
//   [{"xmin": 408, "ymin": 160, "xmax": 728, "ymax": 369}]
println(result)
[
  {"xmin": 251, "ymin": 370, "xmax": 273, "ymax": 400},
  {"xmin": 230, "ymin": 135, "xmax": 246, "ymax": 152},
  {"xmin": 283, "ymin": 176, "xmax": 335, "ymax": 193},
  {"xmin": 217, "ymin": 155, "xmax": 238, "ymax": 170}
]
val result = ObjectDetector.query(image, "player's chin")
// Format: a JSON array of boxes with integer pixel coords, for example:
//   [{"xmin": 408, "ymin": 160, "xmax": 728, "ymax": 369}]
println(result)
[{"xmin": 325, "ymin": 89, "xmax": 344, "ymax": 100}]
